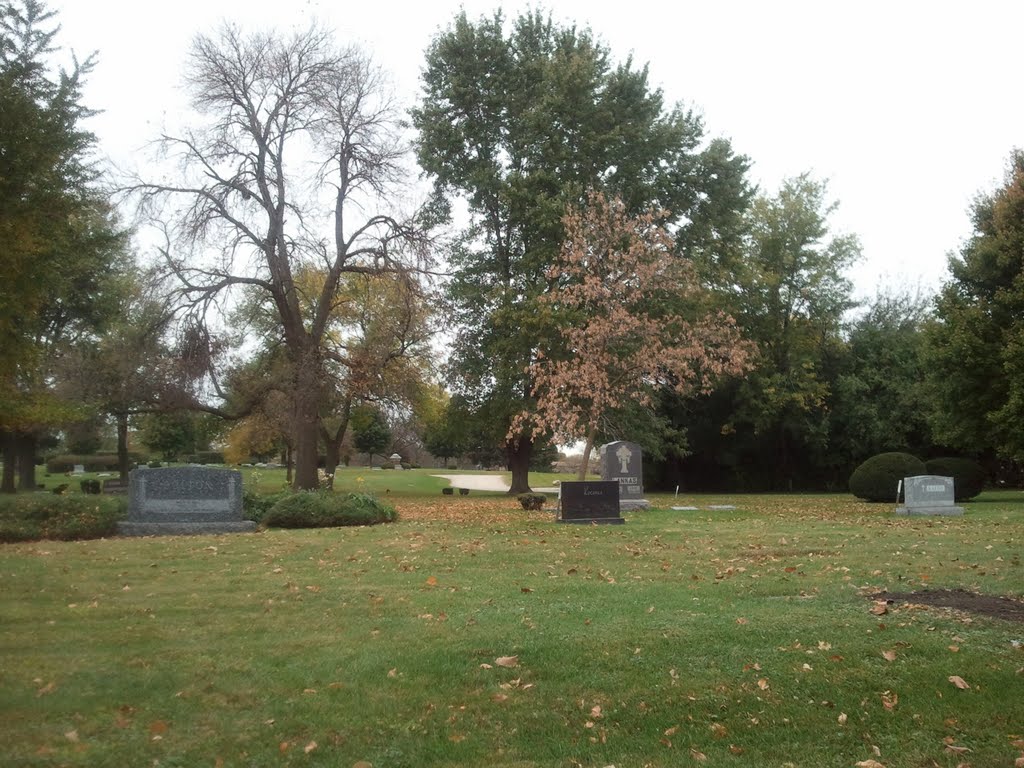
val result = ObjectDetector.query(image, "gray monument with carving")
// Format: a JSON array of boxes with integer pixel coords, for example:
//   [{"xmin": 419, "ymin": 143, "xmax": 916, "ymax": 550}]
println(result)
[
  {"xmin": 118, "ymin": 467, "xmax": 257, "ymax": 536},
  {"xmin": 895, "ymin": 475, "xmax": 964, "ymax": 516},
  {"xmin": 598, "ymin": 440, "xmax": 650, "ymax": 510}
]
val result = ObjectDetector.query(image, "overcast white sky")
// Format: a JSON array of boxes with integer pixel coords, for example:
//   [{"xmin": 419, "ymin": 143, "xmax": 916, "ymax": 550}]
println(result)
[{"xmin": 52, "ymin": 0, "xmax": 1023, "ymax": 303}]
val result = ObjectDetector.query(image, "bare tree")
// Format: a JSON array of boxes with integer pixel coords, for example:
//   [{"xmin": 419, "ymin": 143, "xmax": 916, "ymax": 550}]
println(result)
[{"xmin": 130, "ymin": 23, "xmax": 428, "ymax": 490}]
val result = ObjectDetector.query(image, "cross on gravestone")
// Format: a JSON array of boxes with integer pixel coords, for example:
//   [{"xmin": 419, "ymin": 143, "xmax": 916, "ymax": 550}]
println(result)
[
  {"xmin": 598, "ymin": 441, "xmax": 650, "ymax": 510},
  {"xmin": 895, "ymin": 475, "xmax": 964, "ymax": 516},
  {"xmin": 117, "ymin": 467, "xmax": 257, "ymax": 536}
]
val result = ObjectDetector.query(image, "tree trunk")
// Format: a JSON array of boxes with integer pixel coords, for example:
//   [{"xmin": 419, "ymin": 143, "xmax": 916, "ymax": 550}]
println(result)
[
  {"xmin": 319, "ymin": 397, "xmax": 352, "ymax": 484},
  {"xmin": 285, "ymin": 444, "xmax": 293, "ymax": 484},
  {"xmin": 577, "ymin": 424, "xmax": 598, "ymax": 481},
  {"xmin": 292, "ymin": 348, "xmax": 323, "ymax": 491},
  {"xmin": 16, "ymin": 431, "xmax": 36, "ymax": 491},
  {"xmin": 116, "ymin": 413, "xmax": 130, "ymax": 481},
  {"xmin": 1, "ymin": 430, "xmax": 15, "ymax": 494},
  {"xmin": 506, "ymin": 435, "xmax": 533, "ymax": 494}
]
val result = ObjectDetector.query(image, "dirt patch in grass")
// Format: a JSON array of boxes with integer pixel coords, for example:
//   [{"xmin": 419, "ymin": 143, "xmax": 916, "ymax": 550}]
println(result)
[{"xmin": 872, "ymin": 588, "xmax": 1024, "ymax": 623}]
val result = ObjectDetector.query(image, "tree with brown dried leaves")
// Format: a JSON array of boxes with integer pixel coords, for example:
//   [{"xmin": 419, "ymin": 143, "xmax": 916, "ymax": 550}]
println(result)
[{"xmin": 514, "ymin": 191, "xmax": 752, "ymax": 478}]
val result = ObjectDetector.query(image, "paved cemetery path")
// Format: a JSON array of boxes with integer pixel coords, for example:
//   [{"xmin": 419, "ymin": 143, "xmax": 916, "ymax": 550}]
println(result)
[{"xmin": 432, "ymin": 474, "xmax": 559, "ymax": 493}]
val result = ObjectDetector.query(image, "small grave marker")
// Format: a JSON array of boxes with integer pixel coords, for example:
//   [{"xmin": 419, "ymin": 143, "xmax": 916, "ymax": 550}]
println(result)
[{"xmin": 895, "ymin": 475, "xmax": 964, "ymax": 516}]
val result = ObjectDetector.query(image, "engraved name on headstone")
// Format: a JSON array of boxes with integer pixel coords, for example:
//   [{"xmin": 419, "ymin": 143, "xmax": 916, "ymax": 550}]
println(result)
[
  {"xmin": 598, "ymin": 440, "xmax": 650, "ymax": 510},
  {"xmin": 896, "ymin": 475, "xmax": 964, "ymax": 516},
  {"xmin": 119, "ymin": 467, "xmax": 257, "ymax": 536}
]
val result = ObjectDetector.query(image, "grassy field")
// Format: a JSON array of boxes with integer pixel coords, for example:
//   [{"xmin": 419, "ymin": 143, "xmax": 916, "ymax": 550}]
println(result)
[{"xmin": 1, "ymin": 490, "xmax": 1023, "ymax": 767}]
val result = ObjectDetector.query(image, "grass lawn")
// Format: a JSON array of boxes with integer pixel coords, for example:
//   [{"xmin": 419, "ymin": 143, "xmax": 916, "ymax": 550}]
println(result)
[{"xmin": 1, "ymin": 491, "xmax": 1023, "ymax": 767}]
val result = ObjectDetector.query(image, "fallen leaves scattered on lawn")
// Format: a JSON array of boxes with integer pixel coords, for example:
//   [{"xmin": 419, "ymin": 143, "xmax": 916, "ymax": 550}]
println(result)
[
  {"xmin": 757, "ymin": 678, "xmax": 770, "ymax": 690},
  {"xmin": 870, "ymin": 602, "xmax": 889, "ymax": 616},
  {"xmin": 882, "ymin": 650, "xmax": 897, "ymax": 662},
  {"xmin": 855, "ymin": 761, "xmax": 886, "ymax": 768},
  {"xmin": 948, "ymin": 675, "xmax": 970, "ymax": 689},
  {"xmin": 690, "ymin": 748, "xmax": 708, "ymax": 761},
  {"xmin": 495, "ymin": 655, "xmax": 519, "ymax": 668}
]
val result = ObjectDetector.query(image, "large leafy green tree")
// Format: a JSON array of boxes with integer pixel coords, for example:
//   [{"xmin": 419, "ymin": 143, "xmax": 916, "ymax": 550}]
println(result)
[
  {"xmin": 925, "ymin": 150, "xmax": 1024, "ymax": 461},
  {"xmin": 413, "ymin": 10, "xmax": 750, "ymax": 492},
  {"xmin": 0, "ymin": 0, "xmax": 127, "ymax": 492},
  {"xmin": 827, "ymin": 289, "xmax": 934, "ymax": 475},
  {"xmin": 667, "ymin": 175, "xmax": 860, "ymax": 491}
]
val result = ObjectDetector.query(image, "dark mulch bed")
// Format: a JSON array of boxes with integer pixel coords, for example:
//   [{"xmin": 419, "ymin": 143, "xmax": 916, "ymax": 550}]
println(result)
[{"xmin": 871, "ymin": 588, "xmax": 1024, "ymax": 623}]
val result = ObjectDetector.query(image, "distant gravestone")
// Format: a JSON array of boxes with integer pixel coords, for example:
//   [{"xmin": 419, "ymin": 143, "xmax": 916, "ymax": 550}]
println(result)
[
  {"xmin": 895, "ymin": 475, "xmax": 964, "ymax": 516},
  {"xmin": 118, "ymin": 467, "xmax": 257, "ymax": 536},
  {"xmin": 72, "ymin": 464, "xmax": 85, "ymax": 475},
  {"xmin": 558, "ymin": 480, "xmax": 624, "ymax": 525},
  {"xmin": 598, "ymin": 441, "xmax": 650, "ymax": 510},
  {"xmin": 102, "ymin": 477, "xmax": 128, "ymax": 495}
]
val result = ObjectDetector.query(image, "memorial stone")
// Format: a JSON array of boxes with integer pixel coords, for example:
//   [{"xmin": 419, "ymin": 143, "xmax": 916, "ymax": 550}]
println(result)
[
  {"xmin": 598, "ymin": 441, "xmax": 650, "ymax": 509},
  {"xmin": 895, "ymin": 475, "xmax": 964, "ymax": 516},
  {"xmin": 558, "ymin": 480, "xmax": 623, "ymax": 524},
  {"xmin": 118, "ymin": 467, "xmax": 257, "ymax": 536}
]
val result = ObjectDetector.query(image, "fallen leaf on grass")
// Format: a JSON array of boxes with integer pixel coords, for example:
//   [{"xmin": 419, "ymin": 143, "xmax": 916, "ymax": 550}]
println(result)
[
  {"xmin": 352, "ymin": 762, "xmax": 373, "ymax": 768},
  {"xmin": 870, "ymin": 602, "xmax": 889, "ymax": 616},
  {"xmin": 64, "ymin": 730, "xmax": 79, "ymax": 743},
  {"xmin": 663, "ymin": 726, "xmax": 678, "ymax": 737},
  {"xmin": 495, "ymin": 655, "xmax": 519, "ymax": 668},
  {"xmin": 590, "ymin": 705, "xmax": 603, "ymax": 718},
  {"xmin": 855, "ymin": 761, "xmax": 885, "ymax": 768},
  {"xmin": 425, "ymin": 576, "xmax": 438, "ymax": 587},
  {"xmin": 36, "ymin": 681, "xmax": 57, "ymax": 696},
  {"xmin": 149, "ymin": 720, "xmax": 168, "ymax": 735},
  {"xmin": 757, "ymin": 678, "xmax": 770, "ymax": 690},
  {"xmin": 881, "ymin": 691, "xmax": 898, "ymax": 711},
  {"xmin": 736, "ymin": 617, "xmax": 748, "ymax": 625},
  {"xmin": 948, "ymin": 675, "xmax": 970, "ymax": 690},
  {"xmin": 387, "ymin": 668, "xmax": 398, "ymax": 678},
  {"xmin": 711, "ymin": 723, "xmax": 728, "ymax": 738},
  {"xmin": 882, "ymin": 650, "xmax": 897, "ymax": 662},
  {"xmin": 479, "ymin": 663, "xmax": 493, "ymax": 669},
  {"xmin": 944, "ymin": 744, "xmax": 970, "ymax": 755},
  {"xmin": 728, "ymin": 744, "xmax": 744, "ymax": 755},
  {"xmin": 690, "ymin": 748, "xmax": 708, "ymax": 761},
  {"xmin": 1014, "ymin": 757, "xmax": 1024, "ymax": 768},
  {"xmin": 449, "ymin": 733, "xmax": 466, "ymax": 743},
  {"xmin": 304, "ymin": 741, "xmax": 317, "ymax": 754},
  {"xmin": 838, "ymin": 712, "xmax": 848, "ymax": 725}
]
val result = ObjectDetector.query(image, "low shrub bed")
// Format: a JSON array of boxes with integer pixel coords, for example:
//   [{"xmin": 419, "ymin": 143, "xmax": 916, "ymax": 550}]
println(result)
[
  {"xmin": 262, "ymin": 491, "xmax": 396, "ymax": 529},
  {"xmin": 0, "ymin": 494, "xmax": 127, "ymax": 543}
]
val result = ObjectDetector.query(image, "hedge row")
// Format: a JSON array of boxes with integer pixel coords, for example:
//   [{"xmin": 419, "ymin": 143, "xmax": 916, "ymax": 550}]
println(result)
[
  {"xmin": 0, "ymin": 495, "xmax": 127, "ymax": 543},
  {"xmin": 262, "ymin": 491, "xmax": 396, "ymax": 528},
  {"xmin": 45, "ymin": 454, "xmax": 143, "ymax": 473}
]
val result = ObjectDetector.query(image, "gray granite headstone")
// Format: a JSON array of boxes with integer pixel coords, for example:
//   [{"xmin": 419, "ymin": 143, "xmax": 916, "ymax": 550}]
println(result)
[
  {"xmin": 895, "ymin": 475, "xmax": 964, "ymax": 516},
  {"xmin": 118, "ymin": 467, "xmax": 257, "ymax": 536},
  {"xmin": 598, "ymin": 441, "xmax": 650, "ymax": 510}
]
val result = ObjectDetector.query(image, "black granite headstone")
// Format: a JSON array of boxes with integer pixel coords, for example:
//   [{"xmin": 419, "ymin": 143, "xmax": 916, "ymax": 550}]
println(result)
[{"xmin": 558, "ymin": 480, "xmax": 624, "ymax": 524}]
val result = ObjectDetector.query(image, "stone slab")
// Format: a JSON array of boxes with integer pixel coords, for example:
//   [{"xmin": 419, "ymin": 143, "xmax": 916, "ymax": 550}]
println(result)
[
  {"xmin": 119, "ymin": 467, "xmax": 255, "ymax": 536},
  {"xmin": 599, "ymin": 441, "xmax": 645, "ymax": 505},
  {"xmin": 558, "ymin": 480, "xmax": 623, "ymax": 524}
]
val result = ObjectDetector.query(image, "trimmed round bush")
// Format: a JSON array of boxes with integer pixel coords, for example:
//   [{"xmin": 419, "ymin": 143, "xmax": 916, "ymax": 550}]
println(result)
[
  {"xmin": 262, "ymin": 491, "xmax": 396, "ymax": 528},
  {"xmin": 849, "ymin": 452, "xmax": 926, "ymax": 502},
  {"xmin": 924, "ymin": 457, "xmax": 986, "ymax": 501},
  {"xmin": 517, "ymin": 492, "xmax": 547, "ymax": 510}
]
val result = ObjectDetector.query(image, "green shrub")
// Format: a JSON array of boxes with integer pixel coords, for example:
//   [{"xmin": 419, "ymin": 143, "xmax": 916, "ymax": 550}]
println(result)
[
  {"xmin": 262, "ymin": 491, "xmax": 396, "ymax": 529},
  {"xmin": 0, "ymin": 495, "xmax": 126, "ymax": 543},
  {"xmin": 242, "ymin": 488, "xmax": 289, "ymax": 523},
  {"xmin": 924, "ymin": 457, "xmax": 986, "ymax": 500},
  {"xmin": 849, "ymin": 452, "xmax": 926, "ymax": 502},
  {"xmin": 147, "ymin": 460, "xmax": 162, "ymax": 468},
  {"xmin": 79, "ymin": 479, "xmax": 101, "ymax": 495},
  {"xmin": 517, "ymin": 492, "xmax": 547, "ymax": 510}
]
